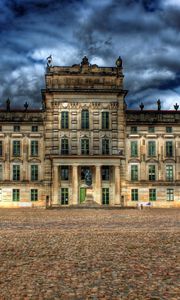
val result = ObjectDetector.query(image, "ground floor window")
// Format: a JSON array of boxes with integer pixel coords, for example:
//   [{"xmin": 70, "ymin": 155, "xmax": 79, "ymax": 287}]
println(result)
[
  {"xmin": 61, "ymin": 188, "xmax": 69, "ymax": 205},
  {"xmin": 13, "ymin": 189, "xmax": 20, "ymax": 201},
  {"xmin": 149, "ymin": 189, "xmax": 156, "ymax": 201},
  {"xmin": 102, "ymin": 188, "xmax": 109, "ymax": 205},
  {"xmin": 31, "ymin": 189, "xmax": 38, "ymax": 201},
  {"xmin": 167, "ymin": 189, "xmax": 174, "ymax": 201},
  {"xmin": 131, "ymin": 189, "xmax": 138, "ymax": 201}
]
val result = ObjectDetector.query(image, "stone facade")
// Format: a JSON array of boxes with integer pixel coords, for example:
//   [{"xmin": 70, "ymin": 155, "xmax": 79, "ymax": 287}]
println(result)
[{"xmin": 0, "ymin": 57, "xmax": 179, "ymax": 207}]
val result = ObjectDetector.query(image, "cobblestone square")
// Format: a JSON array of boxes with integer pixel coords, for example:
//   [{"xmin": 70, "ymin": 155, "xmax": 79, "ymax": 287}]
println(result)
[{"xmin": 0, "ymin": 208, "xmax": 179, "ymax": 300}]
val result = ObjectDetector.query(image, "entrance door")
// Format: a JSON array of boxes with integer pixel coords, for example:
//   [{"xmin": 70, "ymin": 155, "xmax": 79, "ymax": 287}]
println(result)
[{"xmin": 80, "ymin": 188, "xmax": 86, "ymax": 203}]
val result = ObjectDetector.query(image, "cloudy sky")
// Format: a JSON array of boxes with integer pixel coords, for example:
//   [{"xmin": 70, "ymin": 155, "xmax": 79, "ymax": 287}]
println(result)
[{"xmin": 0, "ymin": 0, "xmax": 180, "ymax": 109}]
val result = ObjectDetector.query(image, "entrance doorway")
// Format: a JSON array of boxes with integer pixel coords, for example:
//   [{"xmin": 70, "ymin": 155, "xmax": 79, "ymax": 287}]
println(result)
[{"xmin": 80, "ymin": 187, "xmax": 86, "ymax": 203}]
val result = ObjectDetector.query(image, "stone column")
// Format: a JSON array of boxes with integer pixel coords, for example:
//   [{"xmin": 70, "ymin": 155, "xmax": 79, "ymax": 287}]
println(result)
[
  {"xmin": 72, "ymin": 165, "xmax": 78, "ymax": 205},
  {"xmin": 52, "ymin": 165, "xmax": 59, "ymax": 205},
  {"xmin": 95, "ymin": 165, "xmax": 101, "ymax": 204},
  {"xmin": 114, "ymin": 165, "xmax": 121, "ymax": 205}
]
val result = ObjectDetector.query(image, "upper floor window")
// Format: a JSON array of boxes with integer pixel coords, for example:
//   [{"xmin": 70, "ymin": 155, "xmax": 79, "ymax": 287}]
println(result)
[
  {"xmin": 31, "ymin": 141, "xmax": 38, "ymax": 156},
  {"xmin": 102, "ymin": 139, "xmax": 109, "ymax": 155},
  {"xmin": 102, "ymin": 166, "xmax": 110, "ymax": 181},
  {"xmin": 131, "ymin": 126, "xmax": 137, "ymax": 133},
  {"xmin": 14, "ymin": 125, "xmax": 20, "ymax": 132},
  {"xmin": 0, "ymin": 141, "xmax": 3, "ymax": 156},
  {"xmin": 166, "ymin": 141, "xmax": 173, "ymax": 157},
  {"xmin": 81, "ymin": 110, "xmax": 89, "ymax": 130},
  {"xmin": 166, "ymin": 127, "xmax": 172, "ymax": 133},
  {"xmin": 167, "ymin": 189, "xmax": 174, "ymax": 201},
  {"xmin": 131, "ymin": 165, "xmax": 138, "ymax": 181},
  {"xmin": 166, "ymin": 165, "xmax": 174, "ymax": 181},
  {"xmin": 31, "ymin": 165, "xmax": 38, "ymax": 181},
  {"xmin": 61, "ymin": 166, "xmax": 69, "ymax": 181},
  {"xmin": 148, "ymin": 126, "xmax": 155, "ymax": 133},
  {"xmin": 13, "ymin": 141, "xmax": 20, "ymax": 157},
  {"xmin": 149, "ymin": 189, "xmax": 156, "ymax": 201},
  {"xmin": 131, "ymin": 141, "xmax": 138, "ymax": 157},
  {"xmin": 81, "ymin": 139, "xmax": 89, "ymax": 155},
  {"xmin": 149, "ymin": 165, "xmax": 156, "ymax": 181},
  {"xmin": 61, "ymin": 139, "xmax": 69, "ymax": 155},
  {"xmin": 61, "ymin": 111, "xmax": 69, "ymax": 129},
  {"xmin": 148, "ymin": 141, "xmax": 156, "ymax": 157},
  {"xmin": 13, "ymin": 165, "xmax": 20, "ymax": 181},
  {"xmin": 32, "ymin": 125, "xmax": 38, "ymax": 132},
  {"xmin": 102, "ymin": 112, "xmax": 109, "ymax": 130}
]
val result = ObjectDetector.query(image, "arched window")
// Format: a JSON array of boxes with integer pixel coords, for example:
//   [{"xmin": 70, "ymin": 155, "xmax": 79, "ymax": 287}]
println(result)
[{"xmin": 81, "ymin": 110, "xmax": 89, "ymax": 129}]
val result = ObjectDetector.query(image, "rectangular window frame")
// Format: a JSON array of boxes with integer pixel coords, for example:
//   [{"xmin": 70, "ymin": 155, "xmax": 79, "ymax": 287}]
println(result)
[
  {"xmin": 102, "ymin": 139, "xmax": 109, "ymax": 155},
  {"xmin": 61, "ymin": 111, "xmax": 69, "ymax": 129},
  {"xmin": 131, "ymin": 141, "xmax": 138, "ymax": 157},
  {"xmin": 31, "ymin": 140, "xmax": 38, "ymax": 157},
  {"xmin": 61, "ymin": 188, "xmax": 69, "ymax": 205},
  {"xmin": 131, "ymin": 165, "xmax": 138, "ymax": 181},
  {"xmin": 102, "ymin": 188, "xmax": 109, "ymax": 205},
  {"xmin": 13, "ymin": 189, "xmax": 20, "ymax": 201},
  {"xmin": 149, "ymin": 165, "xmax": 156, "ymax": 181},
  {"xmin": 61, "ymin": 139, "xmax": 69, "ymax": 155},
  {"xmin": 131, "ymin": 189, "xmax": 138, "ymax": 201},
  {"xmin": 102, "ymin": 112, "xmax": 109, "ymax": 130},
  {"xmin": 61, "ymin": 166, "xmax": 69, "ymax": 181},
  {"xmin": 167, "ymin": 189, "xmax": 174, "ymax": 201},
  {"xmin": 13, "ymin": 140, "xmax": 21, "ymax": 157},
  {"xmin": 81, "ymin": 139, "xmax": 89, "ymax": 155},
  {"xmin": 166, "ymin": 165, "xmax": 174, "ymax": 182},
  {"xmin": 31, "ymin": 165, "xmax": 38, "ymax": 181},
  {"xmin": 13, "ymin": 165, "xmax": 20, "ymax": 181},
  {"xmin": 31, "ymin": 189, "xmax": 38, "ymax": 201},
  {"xmin": 148, "ymin": 141, "xmax": 156, "ymax": 157},
  {"xmin": 149, "ymin": 189, "xmax": 156, "ymax": 201}
]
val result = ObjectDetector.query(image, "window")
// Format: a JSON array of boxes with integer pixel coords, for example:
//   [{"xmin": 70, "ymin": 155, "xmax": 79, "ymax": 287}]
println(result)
[
  {"xmin": 31, "ymin": 165, "xmax": 38, "ymax": 181},
  {"xmin": 131, "ymin": 141, "xmax": 138, "ymax": 157},
  {"xmin": 102, "ymin": 112, "xmax": 109, "ymax": 130},
  {"xmin": 102, "ymin": 166, "xmax": 110, "ymax": 181},
  {"xmin": 166, "ymin": 127, "xmax": 172, "ymax": 133},
  {"xmin": 131, "ymin": 126, "xmax": 137, "ymax": 133},
  {"xmin": 102, "ymin": 188, "xmax": 109, "ymax": 205},
  {"xmin": 13, "ymin": 141, "xmax": 20, "ymax": 156},
  {"xmin": 31, "ymin": 141, "xmax": 38, "ymax": 156},
  {"xmin": 61, "ymin": 139, "xmax": 69, "ymax": 155},
  {"xmin": 13, "ymin": 189, "xmax": 20, "ymax": 201},
  {"xmin": 31, "ymin": 189, "xmax": 38, "ymax": 201},
  {"xmin": 61, "ymin": 166, "xmax": 69, "ymax": 180},
  {"xmin": 0, "ymin": 165, "xmax": 3, "ymax": 181},
  {"xmin": 149, "ymin": 189, "xmax": 156, "ymax": 201},
  {"xmin": 81, "ymin": 110, "xmax": 89, "ymax": 130},
  {"xmin": 166, "ymin": 141, "xmax": 173, "ymax": 157},
  {"xmin": 0, "ymin": 141, "xmax": 3, "ymax": 156},
  {"xmin": 148, "ymin": 126, "xmax": 155, "ymax": 133},
  {"xmin": 14, "ymin": 125, "xmax": 20, "ymax": 132},
  {"xmin": 149, "ymin": 165, "xmax": 156, "ymax": 181},
  {"xmin": 131, "ymin": 189, "xmax": 138, "ymax": 201},
  {"xmin": 61, "ymin": 188, "xmax": 68, "ymax": 205},
  {"xmin": 131, "ymin": 165, "xmax": 138, "ymax": 181},
  {"xmin": 32, "ymin": 125, "xmax": 38, "ymax": 132},
  {"xmin": 102, "ymin": 139, "xmax": 109, "ymax": 155},
  {"xmin": 81, "ymin": 167, "xmax": 90, "ymax": 180},
  {"xmin": 167, "ymin": 189, "xmax": 174, "ymax": 201},
  {"xmin": 166, "ymin": 165, "xmax": 174, "ymax": 181},
  {"xmin": 13, "ymin": 165, "xmax": 20, "ymax": 181},
  {"xmin": 61, "ymin": 111, "xmax": 69, "ymax": 129},
  {"xmin": 148, "ymin": 141, "xmax": 156, "ymax": 157},
  {"xmin": 81, "ymin": 139, "xmax": 89, "ymax": 155},
  {"xmin": 0, "ymin": 126, "xmax": 2, "ymax": 131}
]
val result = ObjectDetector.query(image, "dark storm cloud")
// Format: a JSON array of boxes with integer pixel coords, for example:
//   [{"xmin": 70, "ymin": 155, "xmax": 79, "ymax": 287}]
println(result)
[{"xmin": 0, "ymin": 0, "xmax": 179, "ymax": 109}]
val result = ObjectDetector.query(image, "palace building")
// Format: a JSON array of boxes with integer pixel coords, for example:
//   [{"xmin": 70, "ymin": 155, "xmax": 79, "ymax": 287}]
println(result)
[{"xmin": 0, "ymin": 56, "xmax": 179, "ymax": 207}]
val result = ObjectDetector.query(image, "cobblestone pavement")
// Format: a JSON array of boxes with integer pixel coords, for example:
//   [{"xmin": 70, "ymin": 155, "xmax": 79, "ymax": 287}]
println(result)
[{"xmin": 0, "ymin": 208, "xmax": 179, "ymax": 300}]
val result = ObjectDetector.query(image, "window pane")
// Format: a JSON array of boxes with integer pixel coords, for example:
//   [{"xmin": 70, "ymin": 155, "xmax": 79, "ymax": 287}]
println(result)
[
  {"xmin": 31, "ymin": 141, "xmax": 38, "ymax": 156},
  {"xmin": 31, "ymin": 165, "xmax": 38, "ymax": 181},
  {"xmin": 31, "ymin": 189, "xmax": 38, "ymax": 201},
  {"xmin": 81, "ymin": 139, "xmax": 89, "ymax": 155},
  {"xmin": 102, "ymin": 112, "xmax": 109, "ymax": 129},
  {"xmin": 13, "ymin": 141, "xmax": 20, "ymax": 156},
  {"xmin": 102, "ymin": 166, "xmax": 110, "ymax": 181},
  {"xmin": 166, "ymin": 165, "xmax": 173, "ymax": 181},
  {"xmin": 102, "ymin": 188, "xmax": 109, "ymax": 205},
  {"xmin": 148, "ymin": 126, "xmax": 155, "ymax": 133},
  {"xmin": 167, "ymin": 189, "xmax": 174, "ymax": 201},
  {"xmin": 61, "ymin": 166, "xmax": 69, "ymax": 180},
  {"xmin": 14, "ymin": 125, "xmax": 20, "ymax": 132},
  {"xmin": 102, "ymin": 139, "xmax": 109, "ymax": 155},
  {"xmin": 81, "ymin": 110, "xmax": 89, "ymax": 129},
  {"xmin": 13, "ymin": 189, "xmax": 20, "ymax": 201},
  {"xmin": 61, "ymin": 188, "xmax": 68, "ymax": 205},
  {"xmin": 166, "ymin": 127, "xmax": 172, "ymax": 133},
  {"xmin": 131, "ymin": 165, "xmax": 138, "ymax": 181},
  {"xmin": 131, "ymin": 141, "xmax": 138, "ymax": 157},
  {"xmin": 149, "ymin": 165, "xmax": 156, "ymax": 181},
  {"xmin": 148, "ymin": 141, "xmax": 156, "ymax": 157},
  {"xmin": 61, "ymin": 111, "xmax": 69, "ymax": 129},
  {"xmin": 131, "ymin": 189, "xmax": 138, "ymax": 201},
  {"xmin": 61, "ymin": 139, "xmax": 69, "ymax": 155}
]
